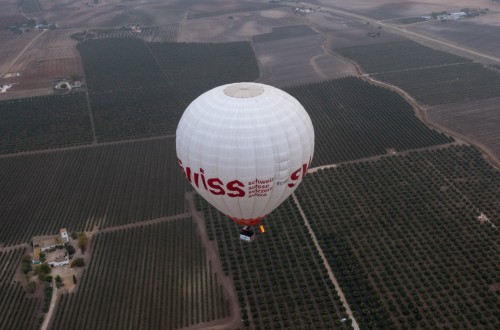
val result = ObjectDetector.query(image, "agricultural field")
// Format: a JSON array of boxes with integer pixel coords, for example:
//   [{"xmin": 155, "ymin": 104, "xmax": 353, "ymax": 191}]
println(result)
[
  {"xmin": 1, "ymin": 30, "xmax": 84, "ymax": 99},
  {"xmin": 253, "ymin": 25, "xmax": 356, "ymax": 87},
  {"xmin": 0, "ymin": 93, "xmax": 93, "ymax": 154},
  {"xmin": 286, "ymin": 77, "xmax": 453, "ymax": 166},
  {"xmin": 373, "ymin": 62, "xmax": 500, "ymax": 106},
  {"xmin": 197, "ymin": 197, "xmax": 350, "ymax": 329},
  {"xmin": 51, "ymin": 219, "xmax": 232, "ymax": 330},
  {"xmin": 408, "ymin": 16, "xmax": 500, "ymax": 61},
  {"xmin": 0, "ymin": 138, "xmax": 186, "ymax": 246},
  {"xmin": 311, "ymin": 0, "xmax": 498, "ymax": 20},
  {"xmin": 335, "ymin": 40, "xmax": 500, "ymax": 106},
  {"xmin": 0, "ymin": 248, "xmax": 42, "ymax": 330},
  {"xmin": 335, "ymin": 40, "xmax": 470, "ymax": 74},
  {"xmin": 175, "ymin": 7, "xmax": 300, "ymax": 43},
  {"xmin": 79, "ymin": 38, "xmax": 259, "ymax": 141},
  {"xmin": 295, "ymin": 146, "xmax": 500, "ymax": 329},
  {"xmin": 428, "ymin": 97, "xmax": 500, "ymax": 164},
  {"xmin": 77, "ymin": 38, "xmax": 167, "ymax": 93},
  {"xmin": 148, "ymin": 41, "xmax": 260, "ymax": 102},
  {"xmin": 186, "ymin": 2, "xmax": 283, "ymax": 19}
]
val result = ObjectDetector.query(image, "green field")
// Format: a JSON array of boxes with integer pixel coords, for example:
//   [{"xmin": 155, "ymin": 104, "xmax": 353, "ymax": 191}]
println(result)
[
  {"xmin": 296, "ymin": 146, "xmax": 500, "ymax": 328},
  {"xmin": 335, "ymin": 41, "xmax": 500, "ymax": 106},
  {"xmin": 0, "ymin": 93, "xmax": 92, "ymax": 154},
  {"xmin": 52, "ymin": 219, "xmax": 230, "ymax": 330},
  {"xmin": 77, "ymin": 38, "xmax": 260, "ymax": 142},
  {"xmin": 0, "ymin": 248, "xmax": 42, "ymax": 330},
  {"xmin": 0, "ymin": 138, "xmax": 185, "ymax": 246},
  {"xmin": 287, "ymin": 77, "xmax": 453, "ymax": 166},
  {"xmin": 197, "ymin": 197, "xmax": 350, "ymax": 329}
]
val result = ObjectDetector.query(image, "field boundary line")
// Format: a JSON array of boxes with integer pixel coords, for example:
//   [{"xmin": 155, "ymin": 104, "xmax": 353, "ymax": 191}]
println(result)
[
  {"xmin": 308, "ymin": 142, "xmax": 460, "ymax": 174},
  {"xmin": 0, "ymin": 134, "xmax": 176, "ymax": 159},
  {"xmin": 291, "ymin": 193, "xmax": 360, "ymax": 330},
  {"xmin": 326, "ymin": 47, "xmax": 500, "ymax": 170},
  {"xmin": 89, "ymin": 212, "xmax": 191, "ymax": 236}
]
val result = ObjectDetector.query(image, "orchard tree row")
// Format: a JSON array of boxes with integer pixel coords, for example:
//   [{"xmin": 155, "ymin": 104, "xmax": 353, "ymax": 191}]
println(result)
[
  {"xmin": 0, "ymin": 249, "xmax": 42, "ymax": 330},
  {"xmin": 286, "ymin": 77, "xmax": 453, "ymax": 166},
  {"xmin": 0, "ymin": 137, "xmax": 186, "ymax": 246},
  {"xmin": 197, "ymin": 197, "xmax": 351, "ymax": 329},
  {"xmin": 295, "ymin": 146, "xmax": 499, "ymax": 329},
  {"xmin": 52, "ymin": 219, "xmax": 230, "ymax": 330}
]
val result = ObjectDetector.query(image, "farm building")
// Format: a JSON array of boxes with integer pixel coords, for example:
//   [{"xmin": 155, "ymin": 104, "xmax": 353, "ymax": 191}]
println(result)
[{"xmin": 32, "ymin": 228, "xmax": 68, "ymax": 251}]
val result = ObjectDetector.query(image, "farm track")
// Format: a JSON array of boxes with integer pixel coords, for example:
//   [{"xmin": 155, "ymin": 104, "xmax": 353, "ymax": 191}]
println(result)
[
  {"xmin": 87, "ymin": 212, "xmax": 191, "ymax": 236},
  {"xmin": 325, "ymin": 42, "xmax": 500, "ymax": 171},
  {"xmin": 0, "ymin": 133, "xmax": 175, "ymax": 159},
  {"xmin": 300, "ymin": 2, "xmax": 500, "ymax": 65},
  {"xmin": 185, "ymin": 192, "xmax": 242, "ymax": 330},
  {"xmin": 0, "ymin": 30, "xmax": 46, "ymax": 78},
  {"xmin": 308, "ymin": 141, "xmax": 462, "ymax": 174},
  {"xmin": 292, "ymin": 193, "xmax": 360, "ymax": 330}
]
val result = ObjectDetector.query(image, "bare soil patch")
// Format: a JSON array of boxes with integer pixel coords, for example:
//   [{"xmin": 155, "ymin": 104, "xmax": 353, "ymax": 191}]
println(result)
[
  {"xmin": 408, "ymin": 15, "xmax": 500, "ymax": 60},
  {"xmin": 176, "ymin": 7, "xmax": 299, "ymax": 43},
  {"xmin": 310, "ymin": 0, "xmax": 500, "ymax": 20},
  {"xmin": 253, "ymin": 28, "xmax": 356, "ymax": 87},
  {"xmin": 427, "ymin": 97, "xmax": 500, "ymax": 165},
  {"xmin": 1, "ymin": 30, "xmax": 83, "ymax": 97}
]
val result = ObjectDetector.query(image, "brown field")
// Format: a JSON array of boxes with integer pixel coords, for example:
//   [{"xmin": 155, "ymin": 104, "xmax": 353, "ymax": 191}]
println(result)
[
  {"xmin": 176, "ymin": 7, "xmax": 300, "ymax": 43},
  {"xmin": 311, "ymin": 0, "xmax": 500, "ymax": 20},
  {"xmin": 253, "ymin": 25, "xmax": 356, "ymax": 87},
  {"xmin": 408, "ymin": 14, "xmax": 500, "ymax": 60},
  {"xmin": 307, "ymin": 11, "xmax": 405, "ymax": 49},
  {"xmin": 0, "ymin": 30, "xmax": 83, "ymax": 99},
  {"xmin": 427, "ymin": 98, "xmax": 500, "ymax": 163}
]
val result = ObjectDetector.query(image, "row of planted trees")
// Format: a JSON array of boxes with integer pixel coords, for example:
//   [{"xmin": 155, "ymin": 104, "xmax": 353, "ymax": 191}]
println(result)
[
  {"xmin": 198, "ymin": 196, "xmax": 352, "ymax": 329},
  {"xmin": 296, "ymin": 145, "xmax": 499, "ymax": 329},
  {"xmin": 52, "ymin": 218, "xmax": 230, "ymax": 330},
  {"xmin": 0, "ymin": 138, "xmax": 186, "ymax": 246},
  {"xmin": 286, "ymin": 77, "xmax": 453, "ymax": 167}
]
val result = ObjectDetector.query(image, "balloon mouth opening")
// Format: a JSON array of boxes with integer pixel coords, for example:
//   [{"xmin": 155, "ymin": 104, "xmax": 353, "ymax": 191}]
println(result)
[{"xmin": 229, "ymin": 216, "xmax": 265, "ymax": 226}]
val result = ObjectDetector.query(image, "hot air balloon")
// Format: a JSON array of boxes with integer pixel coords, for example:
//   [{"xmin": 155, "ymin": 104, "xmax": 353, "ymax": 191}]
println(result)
[{"xmin": 176, "ymin": 82, "xmax": 314, "ymax": 242}]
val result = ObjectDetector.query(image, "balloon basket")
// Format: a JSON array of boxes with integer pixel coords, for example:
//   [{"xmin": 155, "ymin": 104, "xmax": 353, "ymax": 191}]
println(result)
[{"xmin": 239, "ymin": 226, "xmax": 255, "ymax": 243}]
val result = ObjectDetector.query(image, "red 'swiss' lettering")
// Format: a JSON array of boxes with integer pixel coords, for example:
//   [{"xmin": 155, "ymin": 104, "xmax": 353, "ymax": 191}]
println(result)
[
  {"xmin": 227, "ymin": 180, "xmax": 245, "ymax": 197},
  {"xmin": 178, "ymin": 156, "xmax": 312, "ymax": 198},
  {"xmin": 287, "ymin": 157, "xmax": 312, "ymax": 188},
  {"xmin": 178, "ymin": 158, "xmax": 245, "ymax": 198},
  {"xmin": 207, "ymin": 178, "xmax": 225, "ymax": 195}
]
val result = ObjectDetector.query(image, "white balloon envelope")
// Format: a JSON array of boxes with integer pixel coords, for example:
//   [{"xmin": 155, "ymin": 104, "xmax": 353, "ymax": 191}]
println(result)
[{"xmin": 176, "ymin": 82, "xmax": 314, "ymax": 226}]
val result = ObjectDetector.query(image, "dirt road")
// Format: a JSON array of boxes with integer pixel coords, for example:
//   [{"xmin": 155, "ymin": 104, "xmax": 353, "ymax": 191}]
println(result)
[
  {"xmin": 304, "ymin": 2, "xmax": 500, "ymax": 65},
  {"xmin": 292, "ymin": 193, "xmax": 360, "ymax": 330},
  {"xmin": 0, "ymin": 30, "xmax": 46, "ymax": 79}
]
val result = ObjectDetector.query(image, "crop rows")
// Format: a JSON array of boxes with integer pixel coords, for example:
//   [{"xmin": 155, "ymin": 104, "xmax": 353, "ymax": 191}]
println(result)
[
  {"xmin": 147, "ymin": 41, "xmax": 260, "ymax": 103},
  {"xmin": 0, "ymin": 137, "xmax": 186, "ymax": 246},
  {"xmin": 295, "ymin": 146, "xmax": 499, "ymax": 329},
  {"xmin": 90, "ymin": 86, "xmax": 183, "ymax": 142},
  {"xmin": 0, "ymin": 248, "xmax": 41, "ymax": 330},
  {"xmin": 78, "ymin": 38, "xmax": 259, "ymax": 141},
  {"xmin": 335, "ymin": 40, "xmax": 470, "ymax": 73},
  {"xmin": 52, "ymin": 219, "xmax": 230, "ymax": 330},
  {"xmin": 77, "ymin": 38, "xmax": 167, "ymax": 93},
  {"xmin": 286, "ymin": 77, "xmax": 453, "ymax": 166},
  {"xmin": 335, "ymin": 41, "xmax": 500, "ymax": 106},
  {"xmin": 197, "ymin": 197, "xmax": 350, "ymax": 329},
  {"xmin": 0, "ymin": 93, "xmax": 93, "ymax": 154},
  {"xmin": 373, "ymin": 62, "xmax": 500, "ymax": 105}
]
